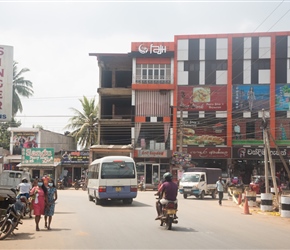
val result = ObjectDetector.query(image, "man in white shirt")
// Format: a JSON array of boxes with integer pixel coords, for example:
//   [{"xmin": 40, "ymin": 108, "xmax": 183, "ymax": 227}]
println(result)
[
  {"xmin": 216, "ymin": 177, "xmax": 225, "ymax": 206},
  {"xmin": 17, "ymin": 178, "xmax": 31, "ymax": 199}
]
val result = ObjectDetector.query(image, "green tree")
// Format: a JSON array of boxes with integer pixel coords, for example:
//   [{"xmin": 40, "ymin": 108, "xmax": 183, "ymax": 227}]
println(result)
[
  {"xmin": 65, "ymin": 96, "xmax": 98, "ymax": 149},
  {"xmin": 13, "ymin": 61, "xmax": 34, "ymax": 117},
  {"xmin": 0, "ymin": 119, "xmax": 21, "ymax": 150}
]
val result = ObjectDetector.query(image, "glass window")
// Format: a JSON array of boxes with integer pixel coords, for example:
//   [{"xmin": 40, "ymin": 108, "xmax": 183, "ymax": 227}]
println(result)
[
  {"xmin": 136, "ymin": 64, "xmax": 171, "ymax": 83},
  {"xmin": 101, "ymin": 162, "xmax": 135, "ymax": 179}
]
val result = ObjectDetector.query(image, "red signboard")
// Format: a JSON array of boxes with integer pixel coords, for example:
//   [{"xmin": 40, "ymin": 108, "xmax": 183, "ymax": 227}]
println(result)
[
  {"xmin": 178, "ymin": 86, "xmax": 227, "ymax": 111},
  {"xmin": 188, "ymin": 147, "xmax": 231, "ymax": 158}
]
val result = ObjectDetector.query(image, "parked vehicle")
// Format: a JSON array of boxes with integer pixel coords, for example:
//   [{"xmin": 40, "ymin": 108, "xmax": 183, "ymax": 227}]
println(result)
[
  {"xmin": 179, "ymin": 167, "xmax": 222, "ymax": 199},
  {"xmin": 0, "ymin": 189, "xmax": 24, "ymax": 240},
  {"xmin": 18, "ymin": 195, "xmax": 31, "ymax": 218},
  {"xmin": 57, "ymin": 179, "xmax": 64, "ymax": 190},
  {"xmin": 250, "ymin": 175, "xmax": 281, "ymax": 194},
  {"xmin": 73, "ymin": 179, "xmax": 86, "ymax": 191},
  {"xmin": 0, "ymin": 171, "xmax": 31, "ymax": 198}
]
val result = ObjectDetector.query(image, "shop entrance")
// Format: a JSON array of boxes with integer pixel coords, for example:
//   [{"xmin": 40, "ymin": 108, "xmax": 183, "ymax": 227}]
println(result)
[{"xmin": 145, "ymin": 164, "xmax": 160, "ymax": 187}]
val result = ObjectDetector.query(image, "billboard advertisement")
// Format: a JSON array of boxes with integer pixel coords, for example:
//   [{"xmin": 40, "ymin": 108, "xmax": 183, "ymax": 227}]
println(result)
[
  {"xmin": 0, "ymin": 45, "xmax": 13, "ymax": 121},
  {"xmin": 181, "ymin": 120, "xmax": 226, "ymax": 146},
  {"xmin": 178, "ymin": 86, "xmax": 227, "ymax": 111},
  {"xmin": 232, "ymin": 84, "xmax": 270, "ymax": 111},
  {"xmin": 276, "ymin": 84, "xmax": 290, "ymax": 111},
  {"xmin": 12, "ymin": 132, "xmax": 38, "ymax": 155}
]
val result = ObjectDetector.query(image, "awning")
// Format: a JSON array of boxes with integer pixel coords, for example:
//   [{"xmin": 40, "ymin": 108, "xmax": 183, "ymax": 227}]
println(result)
[{"xmin": 17, "ymin": 162, "xmax": 60, "ymax": 169}]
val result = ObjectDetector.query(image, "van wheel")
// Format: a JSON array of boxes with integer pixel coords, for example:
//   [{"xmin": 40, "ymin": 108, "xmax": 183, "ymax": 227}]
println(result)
[
  {"xmin": 212, "ymin": 191, "xmax": 217, "ymax": 199},
  {"xmin": 183, "ymin": 194, "xmax": 188, "ymax": 199},
  {"xmin": 200, "ymin": 191, "xmax": 205, "ymax": 200},
  {"xmin": 88, "ymin": 195, "xmax": 93, "ymax": 202},
  {"xmin": 95, "ymin": 197, "xmax": 101, "ymax": 205}
]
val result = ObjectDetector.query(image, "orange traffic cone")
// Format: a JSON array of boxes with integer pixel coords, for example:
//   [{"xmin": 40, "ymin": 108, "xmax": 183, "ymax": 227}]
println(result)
[
  {"xmin": 238, "ymin": 193, "xmax": 242, "ymax": 205},
  {"xmin": 243, "ymin": 197, "xmax": 251, "ymax": 215}
]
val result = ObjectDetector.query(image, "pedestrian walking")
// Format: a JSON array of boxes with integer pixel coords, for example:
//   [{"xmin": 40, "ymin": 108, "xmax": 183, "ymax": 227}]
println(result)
[
  {"xmin": 44, "ymin": 179, "xmax": 58, "ymax": 230},
  {"xmin": 216, "ymin": 176, "xmax": 225, "ymax": 206},
  {"xmin": 30, "ymin": 179, "xmax": 48, "ymax": 231}
]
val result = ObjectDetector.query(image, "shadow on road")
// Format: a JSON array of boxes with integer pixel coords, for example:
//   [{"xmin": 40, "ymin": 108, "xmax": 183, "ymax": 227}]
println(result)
[
  {"xmin": 54, "ymin": 211, "xmax": 76, "ymax": 214},
  {"xmin": 99, "ymin": 200, "xmax": 152, "ymax": 207},
  {"xmin": 3, "ymin": 232, "xmax": 35, "ymax": 241},
  {"xmin": 159, "ymin": 226, "xmax": 198, "ymax": 232}
]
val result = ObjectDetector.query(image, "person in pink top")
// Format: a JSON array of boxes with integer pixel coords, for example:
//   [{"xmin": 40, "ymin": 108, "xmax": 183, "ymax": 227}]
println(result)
[{"xmin": 30, "ymin": 179, "xmax": 48, "ymax": 231}]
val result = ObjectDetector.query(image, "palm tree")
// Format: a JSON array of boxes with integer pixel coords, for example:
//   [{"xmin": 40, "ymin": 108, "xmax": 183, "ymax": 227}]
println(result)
[
  {"xmin": 13, "ymin": 61, "xmax": 34, "ymax": 117},
  {"xmin": 66, "ymin": 96, "xmax": 99, "ymax": 149}
]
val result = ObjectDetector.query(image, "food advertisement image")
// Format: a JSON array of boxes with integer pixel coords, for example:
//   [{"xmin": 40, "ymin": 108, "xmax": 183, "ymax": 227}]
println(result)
[
  {"xmin": 178, "ymin": 86, "xmax": 227, "ymax": 111},
  {"xmin": 180, "ymin": 121, "xmax": 226, "ymax": 146}
]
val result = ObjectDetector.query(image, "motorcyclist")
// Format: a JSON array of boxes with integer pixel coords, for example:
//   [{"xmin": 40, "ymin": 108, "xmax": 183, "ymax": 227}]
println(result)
[
  {"xmin": 16, "ymin": 177, "xmax": 31, "ymax": 199},
  {"xmin": 154, "ymin": 172, "xmax": 178, "ymax": 220}
]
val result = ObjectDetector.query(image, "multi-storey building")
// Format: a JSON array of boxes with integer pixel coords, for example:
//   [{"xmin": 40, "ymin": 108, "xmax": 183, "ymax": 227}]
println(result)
[{"xmin": 90, "ymin": 31, "xmax": 290, "ymax": 187}]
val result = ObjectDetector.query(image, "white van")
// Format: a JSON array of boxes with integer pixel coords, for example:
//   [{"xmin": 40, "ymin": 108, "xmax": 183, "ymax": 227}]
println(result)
[{"xmin": 87, "ymin": 156, "xmax": 138, "ymax": 205}]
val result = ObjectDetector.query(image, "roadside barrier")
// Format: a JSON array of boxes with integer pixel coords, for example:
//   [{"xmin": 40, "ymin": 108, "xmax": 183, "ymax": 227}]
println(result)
[
  {"xmin": 260, "ymin": 193, "xmax": 273, "ymax": 212},
  {"xmin": 280, "ymin": 195, "xmax": 290, "ymax": 218},
  {"xmin": 245, "ymin": 191, "xmax": 257, "ymax": 207}
]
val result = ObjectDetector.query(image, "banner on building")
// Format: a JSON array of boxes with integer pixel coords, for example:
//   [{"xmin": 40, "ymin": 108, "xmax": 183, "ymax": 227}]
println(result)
[
  {"xmin": 61, "ymin": 151, "xmax": 89, "ymax": 164},
  {"xmin": 22, "ymin": 148, "xmax": 54, "ymax": 164},
  {"xmin": 233, "ymin": 146, "xmax": 290, "ymax": 159},
  {"xmin": 188, "ymin": 147, "xmax": 231, "ymax": 159}
]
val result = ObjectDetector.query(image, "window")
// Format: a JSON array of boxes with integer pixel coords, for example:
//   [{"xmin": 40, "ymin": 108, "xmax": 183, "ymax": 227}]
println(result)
[
  {"xmin": 136, "ymin": 64, "xmax": 171, "ymax": 84},
  {"xmin": 101, "ymin": 162, "xmax": 135, "ymax": 179}
]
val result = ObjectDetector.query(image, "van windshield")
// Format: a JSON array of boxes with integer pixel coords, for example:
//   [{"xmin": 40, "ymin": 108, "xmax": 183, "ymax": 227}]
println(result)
[
  {"xmin": 181, "ymin": 174, "xmax": 199, "ymax": 182},
  {"xmin": 101, "ymin": 162, "xmax": 135, "ymax": 179}
]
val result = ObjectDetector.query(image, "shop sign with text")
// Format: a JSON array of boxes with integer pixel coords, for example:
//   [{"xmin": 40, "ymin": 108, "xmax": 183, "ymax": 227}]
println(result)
[
  {"xmin": 233, "ymin": 147, "xmax": 290, "ymax": 159},
  {"xmin": 22, "ymin": 148, "xmax": 54, "ymax": 164},
  {"xmin": 61, "ymin": 150, "xmax": 89, "ymax": 164},
  {"xmin": 137, "ymin": 150, "xmax": 168, "ymax": 158},
  {"xmin": 0, "ymin": 45, "xmax": 13, "ymax": 122},
  {"xmin": 188, "ymin": 147, "xmax": 231, "ymax": 158}
]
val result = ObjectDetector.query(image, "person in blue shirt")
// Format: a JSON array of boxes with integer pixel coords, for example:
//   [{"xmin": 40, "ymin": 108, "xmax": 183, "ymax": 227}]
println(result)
[{"xmin": 216, "ymin": 177, "xmax": 225, "ymax": 206}]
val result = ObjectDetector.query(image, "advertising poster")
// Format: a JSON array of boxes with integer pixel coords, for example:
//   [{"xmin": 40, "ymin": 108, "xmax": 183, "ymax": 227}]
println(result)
[
  {"xmin": 276, "ymin": 84, "xmax": 290, "ymax": 111},
  {"xmin": 13, "ymin": 132, "xmax": 38, "ymax": 155},
  {"xmin": 178, "ymin": 86, "xmax": 227, "ymax": 111},
  {"xmin": 180, "ymin": 120, "xmax": 226, "ymax": 146},
  {"xmin": 232, "ymin": 84, "xmax": 270, "ymax": 111}
]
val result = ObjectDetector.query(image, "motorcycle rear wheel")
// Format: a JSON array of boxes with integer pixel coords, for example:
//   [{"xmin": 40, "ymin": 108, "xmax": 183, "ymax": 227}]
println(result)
[
  {"xmin": 165, "ymin": 217, "xmax": 173, "ymax": 230},
  {"xmin": 0, "ymin": 219, "xmax": 14, "ymax": 240}
]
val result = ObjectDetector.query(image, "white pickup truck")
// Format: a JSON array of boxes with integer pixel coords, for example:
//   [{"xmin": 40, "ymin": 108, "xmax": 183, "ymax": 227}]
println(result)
[{"xmin": 179, "ymin": 167, "xmax": 222, "ymax": 199}]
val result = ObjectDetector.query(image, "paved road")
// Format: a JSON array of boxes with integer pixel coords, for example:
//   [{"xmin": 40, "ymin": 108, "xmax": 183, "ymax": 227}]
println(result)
[{"xmin": 1, "ymin": 189, "xmax": 289, "ymax": 249}]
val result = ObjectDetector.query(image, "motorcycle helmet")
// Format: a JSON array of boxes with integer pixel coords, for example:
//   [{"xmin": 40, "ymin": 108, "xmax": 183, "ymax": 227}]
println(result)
[{"xmin": 163, "ymin": 172, "xmax": 172, "ymax": 182}]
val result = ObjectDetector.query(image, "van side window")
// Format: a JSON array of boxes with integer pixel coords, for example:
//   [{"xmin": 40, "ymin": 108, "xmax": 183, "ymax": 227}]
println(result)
[
  {"xmin": 200, "ymin": 175, "xmax": 205, "ymax": 182},
  {"xmin": 16, "ymin": 173, "xmax": 22, "ymax": 179},
  {"xmin": 9, "ymin": 173, "xmax": 15, "ymax": 178}
]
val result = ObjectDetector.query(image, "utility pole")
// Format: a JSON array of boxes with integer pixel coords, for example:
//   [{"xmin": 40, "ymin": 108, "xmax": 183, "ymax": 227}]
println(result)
[{"xmin": 262, "ymin": 109, "xmax": 269, "ymax": 193}]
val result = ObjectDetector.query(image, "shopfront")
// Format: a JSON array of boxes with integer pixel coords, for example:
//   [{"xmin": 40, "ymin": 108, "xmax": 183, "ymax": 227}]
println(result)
[
  {"xmin": 232, "ymin": 146, "xmax": 290, "ymax": 184},
  {"xmin": 60, "ymin": 150, "xmax": 89, "ymax": 186},
  {"xmin": 134, "ymin": 149, "xmax": 171, "ymax": 190}
]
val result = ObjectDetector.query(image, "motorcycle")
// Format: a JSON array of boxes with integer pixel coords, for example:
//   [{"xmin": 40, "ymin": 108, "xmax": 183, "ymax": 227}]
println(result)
[
  {"xmin": 155, "ymin": 195, "xmax": 178, "ymax": 230},
  {"xmin": 57, "ymin": 179, "xmax": 65, "ymax": 190},
  {"xmin": 0, "ymin": 190, "xmax": 24, "ymax": 240},
  {"xmin": 73, "ymin": 179, "xmax": 86, "ymax": 191},
  {"xmin": 73, "ymin": 179, "xmax": 80, "ymax": 190}
]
